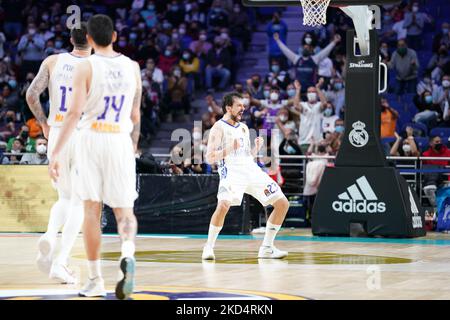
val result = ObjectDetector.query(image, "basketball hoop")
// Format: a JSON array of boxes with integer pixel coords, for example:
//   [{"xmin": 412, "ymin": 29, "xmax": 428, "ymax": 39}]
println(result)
[{"xmin": 299, "ymin": 0, "xmax": 331, "ymax": 26}]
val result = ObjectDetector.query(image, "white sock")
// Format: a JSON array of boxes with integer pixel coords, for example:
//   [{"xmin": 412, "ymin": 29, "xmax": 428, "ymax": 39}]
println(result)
[
  {"xmin": 87, "ymin": 260, "xmax": 102, "ymax": 279},
  {"xmin": 56, "ymin": 202, "xmax": 84, "ymax": 266},
  {"xmin": 46, "ymin": 198, "xmax": 70, "ymax": 239},
  {"xmin": 121, "ymin": 240, "xmax": 135, "ymax": 258},
  {"xmin": 262, "ymin": 221, "xmax": 281, "ymax": 247},
  {"xmin": 206, "ymin": 224, "xmax": 222, "ymax": 248}
]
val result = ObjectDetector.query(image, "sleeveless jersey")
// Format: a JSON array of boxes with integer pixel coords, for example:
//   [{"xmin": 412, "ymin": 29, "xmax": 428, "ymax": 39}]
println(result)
[
  {"xmin": 48, "ymin": 53, "xmax": 86, "ymax": 127},
  {"xmin": 216, "ymin": 119, "xmax": 253, "ymax": 169},
  {"xmin": 295, "ymin": 57, "xmax": 317, "ymax": 90},
  {"xmin": 78, "ymin": 54, "xmax": 137, "ymax": 134}
]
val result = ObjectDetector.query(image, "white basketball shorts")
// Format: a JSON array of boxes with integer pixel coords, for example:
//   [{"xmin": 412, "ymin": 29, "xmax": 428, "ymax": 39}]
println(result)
[
  {"xmin": 75, "ymin": 130, "xmax": 138, "ymax": 208},
  {"xmin": 217, "ymin": 162, "xmax": 285, "ymax": 207},
  {"xmin": 47, "ymin": 126, "xmax": 78, "ymax": 200}
]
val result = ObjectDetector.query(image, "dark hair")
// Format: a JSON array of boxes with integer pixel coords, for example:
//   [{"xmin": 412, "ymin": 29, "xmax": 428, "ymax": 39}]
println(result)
[
  {"xmin": 35, "ymin": 135, "xmax": 47, "ymax": 142},
  {"xmin": 87, "ymin": 14, "xmax": 114, "ymax": 47},
  {"xmin": 317, "ymin": 145, "xmax": 327, "ymax": 154},
  {"xmin": 70, "ymin": 22, "xmax": 88, "ymax": 48},
  {"xmin": 221, "ymin": 92, "xmax": 243, "ymax": 114},
  {"xmin": 429, "ymin": 135, "xmax": 440, "ymax": 142}
]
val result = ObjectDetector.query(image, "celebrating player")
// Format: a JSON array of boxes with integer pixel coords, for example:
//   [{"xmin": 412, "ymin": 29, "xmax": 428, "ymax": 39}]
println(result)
[
  {"xmin": 26, "ymin": 23, "xmax": 91, "ymax": 284},
  {"xmin": 203, "ymin": 92, "xmax": 290, "ymax": 260},
  {"xmin": 48, "ymin": 14, "xmax": 141, "ymax": 300}
]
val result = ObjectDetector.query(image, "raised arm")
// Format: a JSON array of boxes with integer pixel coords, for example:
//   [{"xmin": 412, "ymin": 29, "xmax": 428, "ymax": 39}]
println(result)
[
  {"xmin": 293, "ymin": 80, "xmax": 302, "ymax": 113},
  {"xmin": 390, "ymin": 132, "xmax": 401, "ymax": 156},
  {"xmin": 315, "ymin": 78, "xmax": 327, "ymax": 110},
  {"xmin": 131, "ymin": 61, "xmax": 142, "ymax": 152},
  {"xmin": 25, "ymin": 56, "xmax": 56, "ymax": 138},
  {"xmin": 312, "ymin": 34, "xmax": 341, "ymax": 65},
  {"xmin": 273, "ymin": 33, "xmax": 300, "ymax": 65}
]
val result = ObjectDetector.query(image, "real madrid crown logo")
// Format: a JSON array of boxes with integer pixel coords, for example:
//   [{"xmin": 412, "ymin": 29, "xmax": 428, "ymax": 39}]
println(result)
[{"xmin": 352, "ymin": 121, "xmax": 365, "ymax": 129}]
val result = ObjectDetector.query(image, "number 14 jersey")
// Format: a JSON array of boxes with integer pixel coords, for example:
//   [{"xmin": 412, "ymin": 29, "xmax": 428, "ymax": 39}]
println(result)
[{"xmin": 78, "ymin": 53, "xmax": 137, "ymax": 134}]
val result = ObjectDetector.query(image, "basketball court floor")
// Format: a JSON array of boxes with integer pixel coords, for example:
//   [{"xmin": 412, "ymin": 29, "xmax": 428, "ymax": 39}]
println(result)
[{"xmin": 0, "ymin": 229, "xmax": 449, "ymax": 300}]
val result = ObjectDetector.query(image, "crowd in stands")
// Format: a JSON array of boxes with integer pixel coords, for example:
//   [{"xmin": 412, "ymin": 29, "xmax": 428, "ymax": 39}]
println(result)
[{"xmin": 0, "ymin": 0, "xmax": 253, "ymax": 162}]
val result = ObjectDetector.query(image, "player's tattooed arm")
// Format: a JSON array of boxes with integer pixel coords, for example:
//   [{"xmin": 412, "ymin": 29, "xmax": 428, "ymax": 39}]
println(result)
[
  {"xmin": 131, "ymin": 62, "xmax": 142, "ymax": 151},
  {"xmin": 26, "ymin": 59, "xmax": 52, "ymax": 136}
]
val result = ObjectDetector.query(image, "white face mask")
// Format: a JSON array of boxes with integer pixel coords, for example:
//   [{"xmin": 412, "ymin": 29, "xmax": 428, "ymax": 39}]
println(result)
[
  {"xmin": 208, "ymin": 106, "xmax": 213, "ymax": 113},
  {"xmin": 36, "ymin": 144, "xmax": 47, "ymax": 155},
  {"xmin": 402, "ymin": 144, "xmax": 411, "ymax": 153},
  {"xmin": 279, "ymin": 115, "xmax": 287, "ymax": 122},
  {"xmin": 270, "ymin": 92, "xmax": 279, "ymax": 101},
  {"xmin": 442, "ymin": 80, "xmax": 450, "ymax": 88},
  {"xmin": 307, "ymin": 92, "xmax": 317, "ymax": 102},
  {"xmin": 199, "ymin": 34, "xmax": 207, "ymax": 41},
  {"xmin": 242, "ymin": 98, "xmax": 250, "ymax": 106},
  {"xmin": 412, "ymin": 6, "xmax": 419, "ymax": 12},
  {"xmin": 305, "ymin": 37, "xmax": 312, "ymax": 44}
]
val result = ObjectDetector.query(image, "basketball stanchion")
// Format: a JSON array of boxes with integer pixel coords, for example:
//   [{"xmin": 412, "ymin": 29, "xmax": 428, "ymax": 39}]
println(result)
[{"xmin": 243, "ymin": 0, "xmax": 426, "ymax": 237}]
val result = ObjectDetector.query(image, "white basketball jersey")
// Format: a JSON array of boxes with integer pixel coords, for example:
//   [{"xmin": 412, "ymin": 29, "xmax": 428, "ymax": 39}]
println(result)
[
  {"xmin": 217, "ymin": 119, "xmax": 253, "ymax": 167},
  {"xmin": 78, "ymin": 54, "xmax": 137, "ymax": 134},
  {"xmin": 48, "ymin": 53, "xmax": 86, "ymax": 127}
]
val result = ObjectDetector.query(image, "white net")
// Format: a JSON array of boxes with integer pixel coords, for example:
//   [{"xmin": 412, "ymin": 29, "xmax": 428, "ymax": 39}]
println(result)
[{"xmin": 300, "ymin": 0, "xmax": 332, "ymax": 26}]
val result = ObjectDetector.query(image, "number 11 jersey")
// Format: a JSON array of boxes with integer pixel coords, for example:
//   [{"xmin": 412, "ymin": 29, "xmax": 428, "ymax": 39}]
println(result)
[{"xmin": 48, "ymin": 53, "xmax": 86, "ymax": 127}]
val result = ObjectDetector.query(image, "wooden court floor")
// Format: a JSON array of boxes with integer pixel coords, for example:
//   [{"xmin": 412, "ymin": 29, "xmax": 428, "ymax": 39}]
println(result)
[{"xmin": 1, "ymin": 229, "xmax": 450, "ymax": 300}]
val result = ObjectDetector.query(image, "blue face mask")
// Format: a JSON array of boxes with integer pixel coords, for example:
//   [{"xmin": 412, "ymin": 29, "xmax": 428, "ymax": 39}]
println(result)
[
  {"xmin": 334, "ymin": 83, "xmax": 343, "ymax": 90},
  {"xmin": 263, "ymin": 90, "xmax": 270, "ymax": 99},
  {"xmin": 8, "ymin": 80, "xmax": 17, "ymax": 89},
  {"xmin": 286, "ymin": 145, "xmax": 296, "ymax": 154},
  {"xmin": 287, "ymin": 89, "xmax": 296, "ymax": 97},
  {"xmin": 171, "ymin": 5, "xmax": 179, "ymax": 11},
  {"xmin": 335, "ymin": 125, "xmax": 345, "ymax": 133},
  {"xmin": 271, "ymin": 65, "xmax": 280, "ymax": 73},
  {"xmin": 324, "ymin": 109, "xmax": 333, "ymax": 117},
  {"xmin": 443, "ymin": 28, "xmax": 449, "ymax": 34},
  {"xmin": 425, "ymin": 95, "xmax": 433, "ymax": 104},
  {"xmin": 55, "ymin": 41, "xmax": 63, "ymax": 49}
]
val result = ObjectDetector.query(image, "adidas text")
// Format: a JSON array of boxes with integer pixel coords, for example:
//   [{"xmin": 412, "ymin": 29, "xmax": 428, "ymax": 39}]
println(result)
[{"xmin": 332, "ymin": 200, "xmax": 386, "ymax": 213}]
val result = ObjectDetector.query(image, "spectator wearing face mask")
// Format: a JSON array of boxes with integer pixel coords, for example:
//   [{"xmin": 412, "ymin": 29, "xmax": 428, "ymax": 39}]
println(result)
[
  {"xmin": 142, "ymin": 58, "xmax": 164, "ymax": 91},
  {"xmin": 185, "ymin": 3, "xmax": 207, "ymax": 26},
  {"xmin": 422, "ymin": 135, "xmax": 450, "ymax": 207},
  {"xmin": 380, "ymin": 98, "xmax": 399, "ymax": 138},
  {"xmin": 115, "ymin": 35, "xmax": 136, "ymax": 58},
  {"xmin": 325, "ymin": 77, "xmax": 345, "ymax": 117},
  {"xmin": 275, "ymin": 106, "xmax": 298, "ymax": 143},
  {"xmin": 207, "ymin": 0, "xmax": 229, "ymax": 32},
  {"xmin": 228, "ymin": 3, "xmax": 251, "ymax": 51},
  {"xmin": 390, "ymin": 128, "xmax": 420, "ymax": 157},
  {"xmin": 435, "ymin": 75, "xmax": 450, "ymax": 125},
  {"xmin": 298, "ymin": 33, "xmax": 319, "ymax": 56},
  {"xmin": 17, "ymin": 23, "xmax": 45, "ymax": 79},
  {"xmin": 294, "ymin": 79, "xmax": 328, "ymax": 153},
  {"xmin": 165, "ymin": 1, "xmax": 185, "ymax": 27},
  {"xmin": 7, "ymin": 137, "xmax": 24, "ymax": 164},
  {"xmin": 413, "ymin": 90, "xmax": 442, "ymax": 130},
  {"xmin": 303, "ymin": 143, "xmax": 329, "ymax": 224},
  {"xmin": 389, "ymin": 39, "xmax": 419, "ymax": 97},
  {"xmin": 379, "ymin": 10, "xmax": 397, "ymax": 46},
  {"xmin": 179, "ymin": 49, "xmax": 200, "ymax": 97},
  {"xmin": 205, "ymin": 37, "xmax": 231, "ymax": 91},
  {"xmin": 177, "ymin": 24, "xmax": 193, "ymax": 51},
  {"xmin": 321, "ymin": 102, "xmax": 340, "ymax": 134},
  {"xmin": 267, "ymin": 12, "xmax": 288, "ymax": 71},
  {"xmin": 166, "ymin": 66, "xmax": 188, "ymax": 122},
  {"xmin": 274, "ymin": 33, "xmax": 341, "ymax": 94},
  {"xmin": 417, "ymin": 72, "xmax": 439, "ymax": 97},
  {"xmin": 7, "ymin": 125, "xmax": 35, "ymax": 153},
  {"xmin": 246, "ymin": 75, "xmax": 264, "ymax": 99},
  {"xmin": 189, "ymin": 30, "xmax": 212, "ymax": 59},
  {"xmin": 432, "ymin": 22, "xmax": 450, "ymax": 54},
  {"xmin": 157, "ymin": 45, "xmax": 179, "ymax": 75},
  {"xmin": 427, "ymin": 45, "xmax": 449, "ymax": 83},
  {"xmin": 20, "ymin": 135, "xmax": 48, "ymax": 165},
  {"xmin": 0, "ymin": 110, "xmax": 20, "ymax": 141},
  {"xmin": 265, "ymin": 59, "xmax": 291, "ymax": 91},
  {"xmin": 140, "ymin": 1, "xmax": 159, "ymax": 28},
  {"xmin": 403, "ymin": 2, "xmax": 432, "ymax": 51},
  {"xmin": 380, "ymin": 42, "xmax": 391, "ymax": 64},
  {"xmin": 136, "ymin": 37, "xmax": 160, "ymax": 67}
]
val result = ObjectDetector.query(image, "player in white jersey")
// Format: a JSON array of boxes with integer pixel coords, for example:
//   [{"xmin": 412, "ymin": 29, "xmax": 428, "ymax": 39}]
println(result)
[
  {"xmin": 26, "ymin": 23, "xmax": 91, "ymax": 284},
  {"xmin": 202, "ymin": 92, "xmax": 290, "ymax": 260},
  {"xmin": 48, "ymin": 14, "xmax": 141, "ymax": 300}
]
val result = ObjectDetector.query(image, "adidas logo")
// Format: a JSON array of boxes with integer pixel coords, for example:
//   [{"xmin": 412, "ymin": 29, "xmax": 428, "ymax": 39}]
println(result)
[
  {"xmin": 408, "ymin": 187, "xmax": 422, "ymax": 228},
  {"xmin": 332, "ymin": 176, "xmax": 386, "ymax": 213}
]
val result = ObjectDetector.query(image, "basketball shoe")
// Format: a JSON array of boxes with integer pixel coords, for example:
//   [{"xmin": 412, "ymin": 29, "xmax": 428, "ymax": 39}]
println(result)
[
  {"xmin": 115, "ymin": 257, "xmax": 135, "ymax": 300},
  {"xmin": 79, "ymin": 277, "xmax": 107, "ymax": 297},
  {"xmin": 202, "ymin": 244, "xmax": 215, "ymax": 260},
  {"xmin": 257, "ymin": 245, "xmax": 288, "ymax": 259}
]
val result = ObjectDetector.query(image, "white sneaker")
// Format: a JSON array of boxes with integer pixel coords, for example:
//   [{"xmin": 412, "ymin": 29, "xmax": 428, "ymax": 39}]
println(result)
[
  {"xmin": 115, "ymin": 257, "xmax": 136, "ymax": 300},
  {"xmin": 258, "ymin": 245, "xmax": 288, "ymax": 259},
  {"xmin": 202, "ymin": 245, "xmax": 215, "ymax": 260},
  {"xmin": 79, "ymin": 277, "xmax": 107, "ymax": 297},
  {"xmin": 49, "ymin": 263, "xmax": 77, "ymax": 284},
  {"xmin": 36, "ymin": 234, "xmax": 55, "ymax": 275}
]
